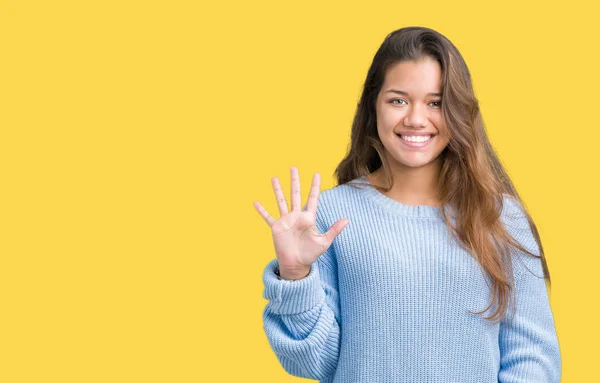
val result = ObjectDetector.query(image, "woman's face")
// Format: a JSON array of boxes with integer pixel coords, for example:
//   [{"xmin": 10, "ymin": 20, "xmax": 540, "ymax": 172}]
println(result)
[{"xmin": 375, "ymin": 57, "xmax": 451, "ymax": 170}]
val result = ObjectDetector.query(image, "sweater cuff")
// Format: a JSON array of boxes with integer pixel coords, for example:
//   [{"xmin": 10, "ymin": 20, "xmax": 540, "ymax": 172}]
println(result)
[{"xmin": 262, "ymin": 258, "xmax": 325, "ymax": 315}]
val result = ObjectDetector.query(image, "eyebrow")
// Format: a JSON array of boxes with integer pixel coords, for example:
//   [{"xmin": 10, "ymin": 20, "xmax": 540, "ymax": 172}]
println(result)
[{"xmin": 385, "ymin": 89, "xmax": 442, "ymax": 97}]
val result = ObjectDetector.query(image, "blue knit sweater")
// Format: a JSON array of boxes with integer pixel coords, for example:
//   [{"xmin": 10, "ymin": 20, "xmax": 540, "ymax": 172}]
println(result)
[{"xmin": 262, "ymin": 175, "xmax": 561, "ymax": 382}]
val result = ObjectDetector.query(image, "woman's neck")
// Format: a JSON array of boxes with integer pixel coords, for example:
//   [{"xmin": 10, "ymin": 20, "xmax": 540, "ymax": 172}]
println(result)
[{"xmin": 368, "ymin": 160, "xmax": 442, "ymax": 207}]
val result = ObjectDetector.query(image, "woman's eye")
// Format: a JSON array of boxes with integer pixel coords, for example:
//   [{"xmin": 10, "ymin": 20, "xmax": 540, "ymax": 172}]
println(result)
[{"xmin": 390, "ymin": 99, "xmax": 442, "ymax": 107}]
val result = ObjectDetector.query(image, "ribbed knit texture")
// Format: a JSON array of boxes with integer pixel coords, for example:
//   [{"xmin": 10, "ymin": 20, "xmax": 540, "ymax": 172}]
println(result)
[{"xmin": 262, "ymin": 176, "xmax": 561, "ymax": 383}]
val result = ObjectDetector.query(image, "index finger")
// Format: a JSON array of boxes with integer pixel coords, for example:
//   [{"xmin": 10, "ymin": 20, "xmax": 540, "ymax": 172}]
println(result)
[{"xmin": 304, "ymin": 172, "xmax": 321, "ymax": 214}]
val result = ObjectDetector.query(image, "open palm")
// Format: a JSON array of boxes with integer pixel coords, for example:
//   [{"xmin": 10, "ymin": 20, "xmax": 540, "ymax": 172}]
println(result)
[{"xmin": 254, "ymin": 167, "xmax": 349, "ymax": 278}]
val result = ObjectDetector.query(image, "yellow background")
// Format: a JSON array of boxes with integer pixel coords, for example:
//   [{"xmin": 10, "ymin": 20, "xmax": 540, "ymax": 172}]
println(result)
[{"xmin": 1, "ymin": 0, "xmax": 597, "ymax": 381}]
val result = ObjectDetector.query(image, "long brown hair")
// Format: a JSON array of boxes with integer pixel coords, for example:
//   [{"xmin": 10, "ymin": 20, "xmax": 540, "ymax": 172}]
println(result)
[{"xmin": 334, "ymin": 26, "xmax": 550, "ymax": 324}]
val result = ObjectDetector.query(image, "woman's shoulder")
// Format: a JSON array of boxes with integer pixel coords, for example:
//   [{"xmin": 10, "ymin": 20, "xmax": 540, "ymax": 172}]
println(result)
[
  {"xmin": 317, "ymin": 177, "xmax": 367, "ymax": 207},
  {"xmin": 314, "ymin": 177, "xmax": 367, "ymax": 221},
  {"xmin": 499, "ymin": 193, "xmax": 531, "ymax": 230}
]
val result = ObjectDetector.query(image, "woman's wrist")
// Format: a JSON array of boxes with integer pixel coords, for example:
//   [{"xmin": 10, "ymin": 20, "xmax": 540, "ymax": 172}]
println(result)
[{"xmin": 275, "ymin": 266, "xmax": 310, "ymax": 281}]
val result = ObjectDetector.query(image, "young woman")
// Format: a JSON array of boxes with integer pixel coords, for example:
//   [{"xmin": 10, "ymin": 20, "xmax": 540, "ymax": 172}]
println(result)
[{"xmin": 254, "ymin": 26, "xmax": 561, "ymax": 382}]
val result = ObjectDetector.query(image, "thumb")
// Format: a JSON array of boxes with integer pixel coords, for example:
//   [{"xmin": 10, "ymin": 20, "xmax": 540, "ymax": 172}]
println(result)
[{"xmin": 322, "ymin": 218, "xmax": 350, "ymax": 245}]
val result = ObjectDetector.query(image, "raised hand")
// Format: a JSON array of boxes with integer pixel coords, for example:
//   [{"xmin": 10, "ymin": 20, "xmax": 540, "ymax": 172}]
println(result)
[{"xmin": 254, "ymin": 167, "xmax": 349, "ymax": 280}]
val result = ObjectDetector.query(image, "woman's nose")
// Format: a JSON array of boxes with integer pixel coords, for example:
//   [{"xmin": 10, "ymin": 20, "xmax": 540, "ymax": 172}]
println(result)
[{"xmin": 404, "ymin": 103, "xmax": 428, "ymax": 128}]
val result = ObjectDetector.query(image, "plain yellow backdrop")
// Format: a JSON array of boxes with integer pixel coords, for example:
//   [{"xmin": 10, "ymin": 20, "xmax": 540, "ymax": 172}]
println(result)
[{"xmin": 1, "ymin": 0, "xmax": 598, "ymax": 381}]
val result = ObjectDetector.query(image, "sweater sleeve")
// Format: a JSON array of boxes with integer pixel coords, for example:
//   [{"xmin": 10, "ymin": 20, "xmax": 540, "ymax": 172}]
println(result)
[
  {"xmin": 498, "ymin": 197, "xmax": 562, "ymax": 382},
  {"xmin": 261, "ymin": 208, "xmax": 342, "ymax": 381}
]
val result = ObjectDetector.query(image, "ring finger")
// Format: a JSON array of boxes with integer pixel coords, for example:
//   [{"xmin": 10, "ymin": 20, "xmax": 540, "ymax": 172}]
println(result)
[{"xmin": 272, "ymin": 176, "xmax": 289, "ymax": 216}]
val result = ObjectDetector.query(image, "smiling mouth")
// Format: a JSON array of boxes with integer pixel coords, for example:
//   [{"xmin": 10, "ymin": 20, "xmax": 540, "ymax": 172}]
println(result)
[{"xmin": 396, "ymin": 134, "xmax": 434, "ymax": 143}]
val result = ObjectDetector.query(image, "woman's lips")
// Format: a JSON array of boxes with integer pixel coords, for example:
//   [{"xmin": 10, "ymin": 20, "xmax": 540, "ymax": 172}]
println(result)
[{"xmin": 396, "ymin": 134, "xmax": 434, "ymax": 148}]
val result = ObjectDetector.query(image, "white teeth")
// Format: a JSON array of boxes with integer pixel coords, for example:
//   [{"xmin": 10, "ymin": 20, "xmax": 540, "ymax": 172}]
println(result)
[{"xmin": 400, "ymin": 135, "xmax": 432, "ymax": 143}]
